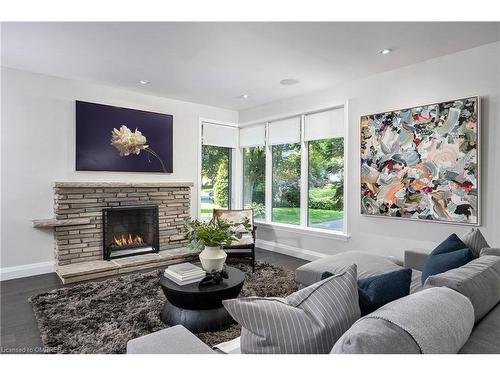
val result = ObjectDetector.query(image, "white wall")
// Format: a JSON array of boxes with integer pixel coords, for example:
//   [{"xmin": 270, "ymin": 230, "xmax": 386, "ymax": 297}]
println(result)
[
  {"xmin": 240, "ymin": 42, "xmax": 500, "ymax": 260},
  {"xmin": 0, "ymin": 67, "xmax": 238, "ymax": 275}
]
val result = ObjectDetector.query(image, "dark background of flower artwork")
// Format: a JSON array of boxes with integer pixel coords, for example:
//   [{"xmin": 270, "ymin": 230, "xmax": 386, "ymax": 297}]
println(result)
[{"xmin": 76, "ymin": 101, "xmax": 173, "ymax": 173}]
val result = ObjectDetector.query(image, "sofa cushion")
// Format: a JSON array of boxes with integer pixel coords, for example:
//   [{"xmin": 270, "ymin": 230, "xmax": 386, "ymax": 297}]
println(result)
[
  {"xmin": 480, "ymin": 247, "xmax": 500, "ymax": 257},
  {"xmin": 330, "ymin": 315, "xmax": 421, "ymax": 354},
  {"xmin": 322, "ymin": 268, "xmax": 412, "ymax": 316},
  {"xmin": 459, "ymin": 302, "xmax": 500, "ymax": 354},
  {"xmin": 461, "ymin": 228, "xmax": 490, "ymax": 258},
  {"xmin": 126, "ymin": 325, "xmax": 215, "ymax": 354},
  {"xmin": 223, "ymin": 264, "xmax": 360, "ymax": 354},
  {"xmin": 421, "ymin": 233, "xmax": 473, "ymax": 284},
  {"xmin": 424, "ymin": 255, "xmax": 500, "ymax": 322},
  {"xmin": 332, "ymin": 287, "xmax": 474, "ymax": 354},
  {"xmin": 295, "ymin": 251, "xmax": 402, "ymax": 287}
]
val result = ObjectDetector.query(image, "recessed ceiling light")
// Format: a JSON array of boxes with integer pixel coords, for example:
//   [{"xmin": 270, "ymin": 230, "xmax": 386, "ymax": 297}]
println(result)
[
  {"xmin": 378, "ymin": 48, "xmax": 392, "ymax": 55},
  {"xmin": 280, "ymin": 78, "xmax": 300, "ymax": 86},
  {"xmin": 238, "ymin": 94, "xmax": 249, "ymax": 99},
  {"xmin": 139, "ymin": 80, "xmax": 150, "ymax": 85}
]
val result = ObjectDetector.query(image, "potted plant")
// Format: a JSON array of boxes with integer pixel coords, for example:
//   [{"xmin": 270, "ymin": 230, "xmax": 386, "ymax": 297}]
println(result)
[{"xmin": 182, "ymin": 216, "xmax": 251, "ymax": 272}]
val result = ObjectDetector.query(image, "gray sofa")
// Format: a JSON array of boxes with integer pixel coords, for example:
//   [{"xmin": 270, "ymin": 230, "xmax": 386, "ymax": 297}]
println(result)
[{"xmin": 127, "ymin": 250, "xmax": 500, "ymax": 354}]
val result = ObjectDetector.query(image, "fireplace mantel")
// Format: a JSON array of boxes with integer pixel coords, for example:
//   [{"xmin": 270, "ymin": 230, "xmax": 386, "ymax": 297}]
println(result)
[{"xmin": 53, "ymin": 181, "xmax": 194, "ymax": 188}]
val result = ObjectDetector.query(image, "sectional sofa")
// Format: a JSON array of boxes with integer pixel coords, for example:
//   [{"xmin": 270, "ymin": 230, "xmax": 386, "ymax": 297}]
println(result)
[{"xmin": 127, "ymin": 248, "xmax": 500, "ymax": 354}]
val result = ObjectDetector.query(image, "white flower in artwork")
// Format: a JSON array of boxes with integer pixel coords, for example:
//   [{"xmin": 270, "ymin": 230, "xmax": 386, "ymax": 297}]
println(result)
[
  {"xmin": 111, "ymin": 125, "xmax": 149, "ymax": 156},
  {"xmin": 110, "ymin": 125, "xmax": 167, "ymax": 172}
]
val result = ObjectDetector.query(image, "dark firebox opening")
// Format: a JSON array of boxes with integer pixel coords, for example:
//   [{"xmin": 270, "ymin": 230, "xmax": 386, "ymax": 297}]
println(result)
[{"xmin": 102, "ymin": 205, "xmax": 159, "ymax": 260}]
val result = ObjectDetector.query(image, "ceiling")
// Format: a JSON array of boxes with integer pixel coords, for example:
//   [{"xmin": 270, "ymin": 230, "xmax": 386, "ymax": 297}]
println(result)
[{"xmin": 2, "ymin": 22, "xmax": 499, "ymax": 111}]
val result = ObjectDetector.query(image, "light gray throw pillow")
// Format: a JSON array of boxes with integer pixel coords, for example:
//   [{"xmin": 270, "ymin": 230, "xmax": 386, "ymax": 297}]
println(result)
[
  {"xmin": 223, "ymin": 264, "xmax": 360, "ymax": 354},
  {"xmin": 480, "ymin": 247, "xmax": 500, "ymax": 257},
  {"xmin": 461, "ymin": 228, "xmax": 490, "ymax": 258},
  {"xmin": 332, "ymin": 287, "xmax": 474, "ymax": 354},
  {"xmin": 424, "ymin": 255, "xmax": 500, "ymax": 322}
]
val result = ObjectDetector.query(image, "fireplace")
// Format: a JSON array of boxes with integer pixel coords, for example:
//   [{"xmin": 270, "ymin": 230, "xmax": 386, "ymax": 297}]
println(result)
[{"xmin": 102, "ymin": 205, "xmax": 159, "ymax": 260}]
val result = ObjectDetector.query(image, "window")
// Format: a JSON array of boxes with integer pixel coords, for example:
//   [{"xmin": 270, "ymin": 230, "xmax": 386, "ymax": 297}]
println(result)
[
  {"xmin": 201, "ymin": 145, "xmax": 231, "ymax": 219},
  {"xmin": 308, "ymin": 138, "xmax": 344, "ymax": 230},
  {"xmin": 239, "ymin": 106, "xmax": 345, "ymax": 233},
  {"xmin": 272, "ymin": 143, "xmax": 301, "ymax": 224},
  {"xmin": 200, "ymin": 121, "xmax": 238, "ymax": 219},
  {"xmin": 243, "ymin": 147, "xmax": 266, "ymax": 220}
]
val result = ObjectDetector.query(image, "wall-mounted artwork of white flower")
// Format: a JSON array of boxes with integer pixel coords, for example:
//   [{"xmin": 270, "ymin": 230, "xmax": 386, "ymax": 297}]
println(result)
[
  {"xmin": 111, "ymin": 125, "xmax": 167, "ymax": 172},
  {"xmin": 76, "ymin": 101, "xmax": 173, "ymax": 173}
]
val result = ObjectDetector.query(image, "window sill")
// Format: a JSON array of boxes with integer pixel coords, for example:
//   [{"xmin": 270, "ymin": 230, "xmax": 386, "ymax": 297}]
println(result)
[{"xmin": 254, "ymin": 221, "xmax": 351, "ymax": 241}]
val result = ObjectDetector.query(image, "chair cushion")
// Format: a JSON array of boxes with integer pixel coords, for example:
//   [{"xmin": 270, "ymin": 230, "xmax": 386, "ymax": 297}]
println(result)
[
  {"xmin": 424, "ymin": 255, "xmax": 500, "ymax": 322},
  {"xmin": 332, "ymin": 287, "xmax": 474, "ymax": 354},
  {"xmin": 213, "ymin": 209, "xmax": 254, "ymax": 229},
  {"xmin": 461, "ymin": 228, "xmax": 490, "ymax": 258},
  {"xmin": 295, "ymin": 251, "xmax": 402, "ymax": 287},
  {"xmin": 322, "ymin": 268, "xmax": 412, "ymax": 316},
  {"xmin": 421, "ymin": 233, "xmax": 473, "ymax": 284},
  {"xmin": 223, "ymin": 264, "xmax": 360, "ymax": 354},
  {"xmin": 228, "ymin": 233, "xmax": 254, "ymax": 246}
]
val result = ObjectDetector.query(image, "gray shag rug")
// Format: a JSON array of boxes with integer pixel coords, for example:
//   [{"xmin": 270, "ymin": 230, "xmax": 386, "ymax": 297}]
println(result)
[{"xmin": 29, "ymin": 262, "xmax": 297, "ymax": 354}]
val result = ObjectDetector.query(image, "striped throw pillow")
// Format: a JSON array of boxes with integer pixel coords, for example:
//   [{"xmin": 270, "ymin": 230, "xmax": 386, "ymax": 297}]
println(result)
[
  {"xmin": 461, "ymin": 228, "xmax": 490, "ymax": 258},
  {"xmin": 223, "ymin": 264, "xmax": 360, "ymax": 354}
]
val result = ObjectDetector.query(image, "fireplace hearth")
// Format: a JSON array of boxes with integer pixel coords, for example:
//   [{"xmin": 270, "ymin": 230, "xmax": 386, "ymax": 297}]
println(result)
[{"xmin": 102, "ymin": 205, "xmax": 159, "ymax": 260}]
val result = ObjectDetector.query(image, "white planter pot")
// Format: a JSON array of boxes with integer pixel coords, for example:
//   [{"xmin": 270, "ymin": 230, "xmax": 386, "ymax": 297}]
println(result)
[{"xmin": 199, "ymin": 246, "xmax": 227, "ymax": 273}]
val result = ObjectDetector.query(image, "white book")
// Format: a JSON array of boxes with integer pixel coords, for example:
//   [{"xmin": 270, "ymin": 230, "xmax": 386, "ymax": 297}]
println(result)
[
  {"xmin": 164, "ymin": 268, "xmax": 205, "ymax": 282},
  {"xmin": 167, "ymin": 263, "xmax": 204, "ymax": 277},
  {"xmin": 163, "ymin": 271, "xmax": 206, "ymax": 286}
]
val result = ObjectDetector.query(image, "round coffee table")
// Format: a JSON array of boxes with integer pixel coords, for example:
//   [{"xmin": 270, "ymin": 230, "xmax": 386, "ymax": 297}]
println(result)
[{"xmin": 159, "ymin": 265, "xmax": 245, "ymax": 333}]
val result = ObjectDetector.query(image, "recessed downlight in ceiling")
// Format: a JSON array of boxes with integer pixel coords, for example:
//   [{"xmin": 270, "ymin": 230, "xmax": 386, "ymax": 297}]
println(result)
[
  {"xmin": 238, "ymin": 94, "xmax": 249, "ymax": 99},
  {"xmin": 280, "ymin": 78, "xmax": 300, "ymax": 86},
  {"xmin": 139, "ymin": 79, "xmax": 150, "ymax": 85},
  {"xmin": 378, "ymin": 48, "xmax": 392, "ymax": 55}
]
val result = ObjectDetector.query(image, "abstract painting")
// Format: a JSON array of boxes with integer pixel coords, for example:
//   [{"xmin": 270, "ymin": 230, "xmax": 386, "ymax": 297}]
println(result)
[
  {"xmin": 360, "ymin": 96, "xmax": 480, "ymax": 225},
  {"xmin": 76, "ymin": 101, "xmax": 173, "ymax": 173}
]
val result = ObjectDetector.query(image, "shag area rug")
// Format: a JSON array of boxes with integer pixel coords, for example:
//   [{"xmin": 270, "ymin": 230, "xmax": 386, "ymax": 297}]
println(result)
[{"xmin": 29, "ymin": 262, "xmax": 297, "ymax": 354}]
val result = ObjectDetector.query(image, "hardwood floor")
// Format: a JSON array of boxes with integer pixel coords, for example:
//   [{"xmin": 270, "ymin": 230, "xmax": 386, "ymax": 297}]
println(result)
[{"xmin": 0, "ymin": 248, "xmax": 308, "ymax": 352}]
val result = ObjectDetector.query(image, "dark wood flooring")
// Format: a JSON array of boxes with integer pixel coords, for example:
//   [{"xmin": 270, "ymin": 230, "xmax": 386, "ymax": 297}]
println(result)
[{"xmin": 0, "ymin": 248, "xmax": 308, "ymax": 352}]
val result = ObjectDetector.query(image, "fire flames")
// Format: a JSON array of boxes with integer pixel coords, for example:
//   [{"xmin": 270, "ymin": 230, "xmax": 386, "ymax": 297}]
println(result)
[{"xmin": 112, "ymin": 233, "xmax": 145, "ymax": 248}]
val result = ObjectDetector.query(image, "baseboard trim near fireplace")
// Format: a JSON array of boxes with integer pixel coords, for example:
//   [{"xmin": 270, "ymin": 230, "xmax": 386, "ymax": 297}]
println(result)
[
  {"xmin": 255, "ymin": 239, "xmax": 329, "ymax": 261},
  {"xmin": 0, "ymin": 260, "xmax": 56, "ymax": 281}
]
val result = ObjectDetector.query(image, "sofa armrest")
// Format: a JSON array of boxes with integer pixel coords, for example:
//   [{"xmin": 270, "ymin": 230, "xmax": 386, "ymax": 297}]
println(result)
[
  {"xmin": 404, "ymin": 250, "xmax": 429, "ymax": 271},
  {"xmin": 127, "ymin": 325, "xmax": 215, "ymax": 354}
]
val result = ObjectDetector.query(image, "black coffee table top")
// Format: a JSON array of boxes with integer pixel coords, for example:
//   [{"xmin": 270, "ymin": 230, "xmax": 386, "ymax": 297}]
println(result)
[{"xmin": 160, "ymin": 265, "xmax": 245, "ymax": 310}]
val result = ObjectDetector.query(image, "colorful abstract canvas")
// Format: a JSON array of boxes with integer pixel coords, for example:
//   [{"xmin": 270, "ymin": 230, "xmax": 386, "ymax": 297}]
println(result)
[{"xmin": 360, "ymin": 97, "xmax": 480, "ymax": 225}]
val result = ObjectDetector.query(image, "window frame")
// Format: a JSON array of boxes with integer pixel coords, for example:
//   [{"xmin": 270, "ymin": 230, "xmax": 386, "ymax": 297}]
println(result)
[
  {"xmin": 242, "ymin": 145, "xmax": 266, "ymax": 221},
  {"xmin": 240, "ymin": 103, "xmax": 349, "ymax": 237},
  {"xmin": 198, "ymin": 118, "xmax": 239, "ymax": 220},
  {"xmin": 270, "ymin": 142, "xmax": 302, "ymax": 225}
]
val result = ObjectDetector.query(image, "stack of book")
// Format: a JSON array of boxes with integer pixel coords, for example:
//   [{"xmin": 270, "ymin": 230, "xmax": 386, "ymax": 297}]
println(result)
[{"xmin": 163, "ymin": 263, "xmax": 206, "ymax": 285}]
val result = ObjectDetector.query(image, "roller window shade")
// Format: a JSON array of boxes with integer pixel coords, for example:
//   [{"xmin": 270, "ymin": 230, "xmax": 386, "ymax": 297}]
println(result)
[
  {"xmin": 240, "ymin": 124, "xmax": 266, "ymax": 148},
  {"xmin": 304, "ymin": 108, "xmax": 344, "ymax": 141},
  {"xmin": 268, "ymin": 117, "xmax": 301, "ymax": 145},
  {"xmin": 202, "ymin": 122, "xmax": 238, "ymax": 148}
]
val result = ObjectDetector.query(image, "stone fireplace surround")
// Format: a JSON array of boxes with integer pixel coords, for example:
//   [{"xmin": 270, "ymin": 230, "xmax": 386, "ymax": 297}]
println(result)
[{"xmin": 33, "ymin": 182, "xmax": 198, "ymax": 284}]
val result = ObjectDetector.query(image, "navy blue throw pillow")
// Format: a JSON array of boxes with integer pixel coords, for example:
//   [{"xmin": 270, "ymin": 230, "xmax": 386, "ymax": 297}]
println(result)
[
  {"xmin": 357, "ymin": 269, "xmax": 412, "ymax": 315},
  {"xmin": 421, "ymin": 233, "xmax": 473, "ymax": 284},
  {"xmin": 321, "ymin": 268, "xmax": 412, "ymax": 316}
]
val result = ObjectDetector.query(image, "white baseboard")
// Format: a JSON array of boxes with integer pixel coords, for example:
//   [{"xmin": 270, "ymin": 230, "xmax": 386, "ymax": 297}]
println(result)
[
  {"xmin": 256, "ymin": 239, "xmax": 328, "ymax": 261},
  {"xmin": 0, "ymin": 261, "xmax": 55, "ymax": 281}
]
